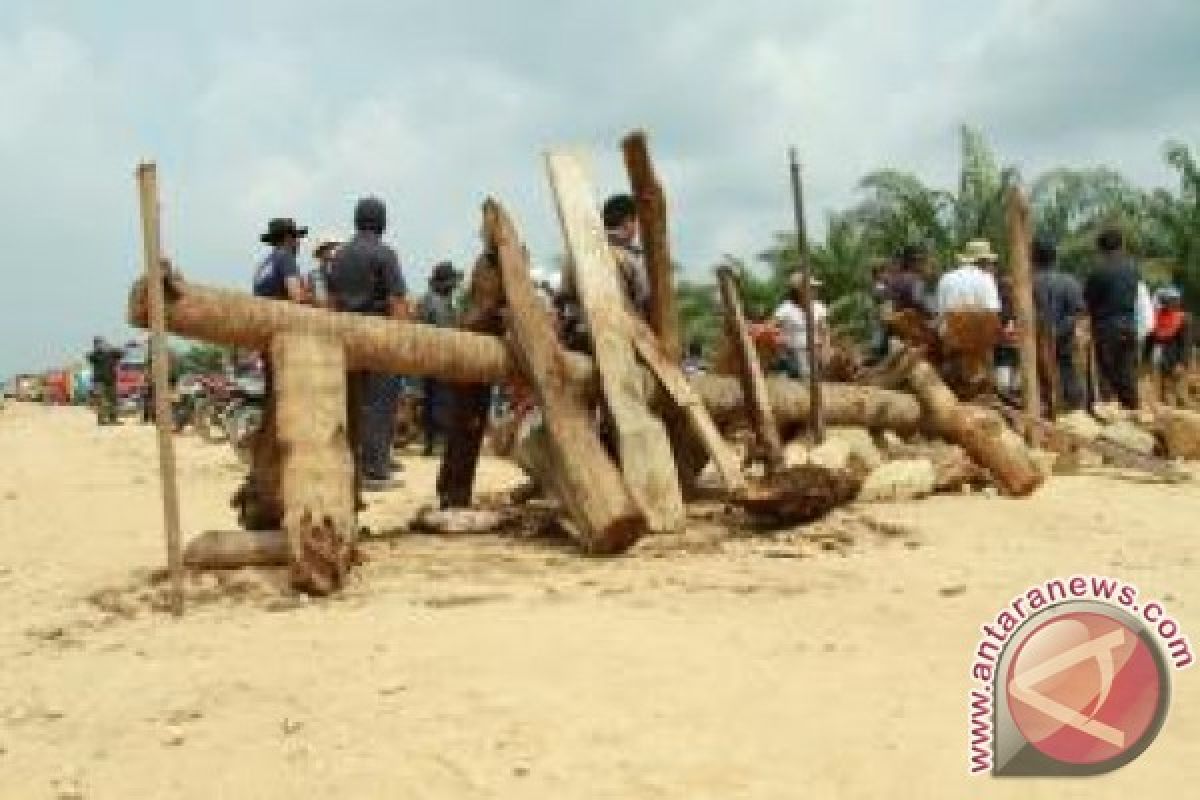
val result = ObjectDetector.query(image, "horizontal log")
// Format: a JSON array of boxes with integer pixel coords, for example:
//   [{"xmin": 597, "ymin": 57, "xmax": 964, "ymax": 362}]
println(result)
[{"xmin": 128, "ymin": 277, "xmax": 923, "ymax": 433}]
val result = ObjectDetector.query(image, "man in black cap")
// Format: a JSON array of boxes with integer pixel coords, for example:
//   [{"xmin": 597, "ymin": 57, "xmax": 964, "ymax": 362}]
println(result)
[
  {"xmin": 328, "ymin": 196, "xmax": 409, "ymax": 490},
  {"xmin": 253, "ymin": 218, "xmax": 309, "ymax": 303},
  {"xmin": 418, "ymin": 261, "xmax": 462, "ymax": 456},
  {"xmin": 1032, "ymin": 236, "xmax": 1085, "ymax": 411},
  {"xmin": 1084, "ymin": 228, "xmax": 1141, "ymax": 409}
]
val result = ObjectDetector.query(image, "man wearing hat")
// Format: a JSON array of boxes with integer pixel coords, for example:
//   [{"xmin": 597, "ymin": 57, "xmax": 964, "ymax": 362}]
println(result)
[
  {"xmin": 937, "ymin": 240, "xmax": 1002, "ymax": 314},
  {"xmin": 418, "ymin": 261, "xmax": 462, "ymax": 456},
  {"xmin": 308, "ymin": 237, "xmax": 341, "ymax": 308},
  {"xmin": 253, "ymin": 218, "xmax": 309, "ymax": 303},
  {"xmin": 772, "ymin": 272, "xmax": 828, "ymax": 379}
]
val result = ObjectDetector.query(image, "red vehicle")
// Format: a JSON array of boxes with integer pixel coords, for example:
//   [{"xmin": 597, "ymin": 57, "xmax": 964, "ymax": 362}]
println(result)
[{"xmin": 42, "ymin": 370, "xmax": 71, "ymax": 405}]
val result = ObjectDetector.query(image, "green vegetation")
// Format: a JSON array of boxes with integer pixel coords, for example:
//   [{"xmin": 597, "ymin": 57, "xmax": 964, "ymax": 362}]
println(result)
[{"xmin": 677, "ymin": 127, "xmax": 1200, "ymax": 350}]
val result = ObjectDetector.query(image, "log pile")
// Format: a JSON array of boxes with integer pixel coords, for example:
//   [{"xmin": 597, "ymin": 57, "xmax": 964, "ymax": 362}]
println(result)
[{"xmin": 126, "ymin": 133, "xmax": 1200, "ymax": 600}]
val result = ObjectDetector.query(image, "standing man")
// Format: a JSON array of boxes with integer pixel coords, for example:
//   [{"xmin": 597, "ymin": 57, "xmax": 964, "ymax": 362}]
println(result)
[
  {"xmin": 773, "ymin": 273, "xmax": 828, "ymax": 379},
  {"xmin": 327, "ymin": 196, "xmax": 409, "ymax": 490},
  {"xmin": 418, "ymin": 261, "xmax": 461, "ymax": 456},
  {"xmin": 1084, "ymin": 228, "xmax": 1141, "ymax": 409},
  {"xmin": 308, "ymin": 237, "xmax": 341, "ymax": 308},
  {"xmin": 936, "ymin": 240, "xmax": 1002, "ymax": 314},
  {"xmin": 1032, "ymin": 236, "xmax": 1086, "ymax": 411},
  {"xmin": 253, "ymin": 218, "xmax": 310, "ymax": 303},
  {"xmin": 87, "ymin": 337, "xmax": 123, "ymax": 426}
]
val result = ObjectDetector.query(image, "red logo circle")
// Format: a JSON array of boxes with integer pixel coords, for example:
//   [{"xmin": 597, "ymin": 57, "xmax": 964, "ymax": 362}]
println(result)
[{"xmin": 1005, "ymin": 611, "xmax": 1163, "ymax": 765}]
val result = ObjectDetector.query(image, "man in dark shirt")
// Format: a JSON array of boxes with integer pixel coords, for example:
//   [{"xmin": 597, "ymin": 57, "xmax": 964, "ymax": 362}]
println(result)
[
  {"xmin": 1084, "ymin": 228, "xmax": 1141, "ymax": 409},
  {"xmin": 418, "ymin": 261, "xmax": 461, "ymax": 456},
  {"xmin": 1033, "ymin": 237, "xmax": 1086, "ymax": 411},
  {"xmin": 253, "ymin": 218, "xmax": 309, "ymax": 303},
  {"xmin": 327, "ymin": 196, "xmax": 409, "ymax": 489},
  {"xmin": 87, "ymin": 337, "xmax": 123, "ymax": 425}
]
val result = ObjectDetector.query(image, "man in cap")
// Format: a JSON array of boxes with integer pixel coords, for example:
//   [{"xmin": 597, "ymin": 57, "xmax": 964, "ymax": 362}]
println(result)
[
  {"xmin": 1149, "ymin": 285, "xmax": 1192, "ymax": 404},
  {"xmin": 418, "ymin": 261, "xmax": 462, "ymax": 456},
  {"xmin": 327, "ymin": 196, "xmax": 410, "ymax": 490},
  {"xmin": 253, "ymin": 218, "xmax": 309, "ymax": 303},
  {"xmin": 308, "ymin": 237, "xmax": 341, "ymax": 308},
  {"xmin": 87, "ymin": 336, "xmax": 124, "ymax": 425},
  {"xmin": 773, "ymin": 272, "xmax": 828, "ymax": 379},
  {"xmin": 1084, "ymin": 228, "xmax": 1141, "ymax": 409}
]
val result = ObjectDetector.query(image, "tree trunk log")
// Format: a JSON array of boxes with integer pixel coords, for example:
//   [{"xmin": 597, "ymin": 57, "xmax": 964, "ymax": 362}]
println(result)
[
  {"xmin": 183, "ymin": 530, "xmax": 289, "ymax": 569},
  {"xmin": 271, "ymin": 332, "xmax": 358, "ymax": 594},
  {"xmin": 545, "ymin": 150, "xmax": 684, "ymax": 534},
  {"xmin": 1007, "ymin": 185, "xmax": 1042, "ymax": 424},
  {"xmin": 906, "ymin": 359, "xmax": 1043, "ymax": 496},
  {"xmin": 485, "ymin": 198, "xmax": 646, "ymax": 553},
  {"xmin": 127, "ymin": 278, "xmax": 925, "ymax": 433}
]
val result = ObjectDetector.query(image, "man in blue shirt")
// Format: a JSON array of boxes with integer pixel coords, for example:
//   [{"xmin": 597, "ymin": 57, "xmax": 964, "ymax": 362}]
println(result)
[{"xmin": 253, "ymin": 218, "xmax": 309, "ymax": 303}]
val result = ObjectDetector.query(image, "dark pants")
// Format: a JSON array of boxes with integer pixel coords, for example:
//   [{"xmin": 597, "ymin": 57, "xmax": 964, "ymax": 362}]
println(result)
[
  {"xmin": 350, "ymin": 372, "xmax": 400, "ymax": 480},
  {"xmin": 423, "ymin": 378, "xmax": 448, "ymax": 455},
  {"xmin": 1055, "ymin": 333, "xmax": 1084, "ymax": 412},
  {"xmin": 95, "ymin": 381, "xmax": 118, "ymax": 425},
  {"xmin": 435, "ymin": 384, "xmax": 494, "ymax": 508},
  {"xmin": 1094, "ymin": 324, "xmax": 1139, "ymax": 410}
]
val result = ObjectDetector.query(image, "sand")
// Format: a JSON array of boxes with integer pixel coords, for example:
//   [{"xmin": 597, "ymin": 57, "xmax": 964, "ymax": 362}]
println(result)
[{"xmin": 0, "ymin": 402, "xmax": 1196, "ymax": 799}]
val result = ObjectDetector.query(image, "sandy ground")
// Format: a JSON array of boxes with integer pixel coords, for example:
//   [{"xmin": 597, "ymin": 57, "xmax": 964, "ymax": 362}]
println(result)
[{"xmin": 0, "ymin": 401, "xmax": 1197, "ymax": 799}]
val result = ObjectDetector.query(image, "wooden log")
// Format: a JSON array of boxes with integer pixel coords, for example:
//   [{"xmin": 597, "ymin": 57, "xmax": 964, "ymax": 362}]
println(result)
[
  {"xmin": 485, "ymin": 197, "xmax": 646, "ymax": 553},
  {"xmin": 622, "ymin": 130, "xmax": 680, "ymax": 360},
  {"xmin": 271, "ymin": 332, "xmax": 358, "ymax": 595},
  {"xmin": 717, "ymin": 266, "xmax": 785, "ymax": 474},
  {"xmin": 127, "ymin": 278, "xmax": 926, "ymax": 433},
  {"xmin": 135, "ymin": 162, "xmax": 185, "ymax": 617},
  {"xmin": 1007, "ymin": 186, "xmax": 1042, "ymax": 425},
  {"xmin": 183, "ymin": 530, "xmax": 288, "ymax": 569},
  {"xmin": 629, "ymin": 320, "xmax": 746, "ymax": 493},
  {"xmin": 545, "ymin": 150, "xmax": 684, "ymax": 534},
  {"xmin": 906, "ymin": 358, "xmax": 1043, "ymax": 496}
]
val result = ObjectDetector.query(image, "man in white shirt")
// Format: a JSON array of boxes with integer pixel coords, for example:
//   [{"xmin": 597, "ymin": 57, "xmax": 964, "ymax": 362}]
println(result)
[
  {"xmin": 773, "ymin": 273, "xmax": 828, "ymax": 379},
  {"xmin": 937, "ymin": 239, "xmax": 1002, "ymax": 314}
]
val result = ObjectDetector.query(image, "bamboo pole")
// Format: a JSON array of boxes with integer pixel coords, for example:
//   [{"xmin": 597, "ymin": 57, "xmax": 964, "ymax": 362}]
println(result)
[
  {"xmin": 135, "ymin": 162, "xmax": 184, "ymax": 616},
  {"xmin": 1007, "ymin": 185, "xmax": 1041, "ymax": 426}
]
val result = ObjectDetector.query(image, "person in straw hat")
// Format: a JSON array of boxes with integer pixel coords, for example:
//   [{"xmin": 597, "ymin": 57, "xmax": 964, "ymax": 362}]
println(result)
[
  {"xmin": 936, "ymin": 239, "xmax": 1002, "ymax": 314},
  {"xmin": 252, "ymin": 217, "xmax": 309, "ymax": 304}
]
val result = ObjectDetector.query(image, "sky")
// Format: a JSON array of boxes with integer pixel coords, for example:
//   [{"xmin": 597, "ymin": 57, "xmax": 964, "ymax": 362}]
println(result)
[{"xmin": 1, "ymin": 0, "xmax": 1197, "ymax": 376}]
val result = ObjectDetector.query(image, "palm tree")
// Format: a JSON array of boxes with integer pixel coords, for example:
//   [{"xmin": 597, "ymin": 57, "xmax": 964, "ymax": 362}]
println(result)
[{"xmin": 1145, "ymin": 141, "xmax": 1200, "ymax": 310}]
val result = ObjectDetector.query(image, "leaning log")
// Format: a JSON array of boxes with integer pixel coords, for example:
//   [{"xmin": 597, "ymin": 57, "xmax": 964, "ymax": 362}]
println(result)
[{"xmin": 127, "ymin": 277, "xmax": 924, "ymax": 432}]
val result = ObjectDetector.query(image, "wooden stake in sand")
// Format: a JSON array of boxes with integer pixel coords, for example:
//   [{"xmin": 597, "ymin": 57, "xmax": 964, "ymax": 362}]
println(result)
[
  {"xmin": 135, "ymin": 162, "xmax": 185, "ymax": 616},
  {"xmin": 788, "ymin": 148, "xmax": 825, "ymax": 445},
  {"xmin": 717, "ymin": 266, "xmax": 785, "ymax": 475},
  {"xmin": 1007, "ymin": 185, "xmax": 1042, "ymax": 426}
]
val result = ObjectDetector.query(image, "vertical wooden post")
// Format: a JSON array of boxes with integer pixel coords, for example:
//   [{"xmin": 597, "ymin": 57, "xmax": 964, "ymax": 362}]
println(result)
[
  {"xmin": 788, "ymin": 149, "xmax": 824, "ymax": 445},
  {"xmin": 622, "ymin": 130, "xmax": 681, "ymax": 360},
  {"xmin": 135, "ymin": 162, "xmax": 184, "ymax": 616},
  {"xmin": 1007, "ymin": 185, "xmax": 1041, "ymax": 426},
  {"xmin": 717, "ymin": 267, "xmax": 785, "ymax": 475},
  {"xmin": 271, "ymin": 332, "xmax": 358, "ymax": 595}
]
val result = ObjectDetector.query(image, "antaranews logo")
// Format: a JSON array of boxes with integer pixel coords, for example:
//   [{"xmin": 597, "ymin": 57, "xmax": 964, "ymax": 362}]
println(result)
[{"xmin": 967, "ymin": 576, "xmax": 1192, "ymax": 777}]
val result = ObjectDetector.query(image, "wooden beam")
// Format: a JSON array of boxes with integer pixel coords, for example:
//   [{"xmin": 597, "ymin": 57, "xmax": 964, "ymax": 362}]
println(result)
[
  {"xmin": 183, "ymin": 530, "xmax": 288, "ymax": 569},
  {"xmin": 135, "ymin": 162, "xmax": 184, "ymax": 617},
  {"xmin": 126, "ymin": 278, "xmax": 929, "ymax": 433},
  {"xmin": 1007, "ymin": 185, "xmax": 1042, "ymax": 425},
  {"xmin": 717, "ymin": 266, "xmax": 785, "ymax": 474},
  {"xmin": 484, "ymin": 198, "xmax": 646, "ymax": 553},
  {"xmin": 622, "ymin": 130, "xmax": 680, "ymax": 360},
  {"xmin": 271, "ymin": 332, "xmax": 358, "ymax": 594},
  {"xmin": 545, "ymin": 150, "xmax": 685, "ymax": 534}
]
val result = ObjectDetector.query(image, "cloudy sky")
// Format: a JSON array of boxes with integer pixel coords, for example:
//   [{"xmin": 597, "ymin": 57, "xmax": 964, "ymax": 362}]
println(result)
[{"xmin": 1, "ymin": 0, "xmax": 1197, "ymax": 376}]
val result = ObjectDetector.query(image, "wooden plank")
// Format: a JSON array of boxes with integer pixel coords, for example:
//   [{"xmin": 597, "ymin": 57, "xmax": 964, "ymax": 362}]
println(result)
[
  {"xmin": 717, "ymin": 266, "xmax": 785, "ymax": 475},
  {"xmin": 135, "ymin": 162, "xmax": 184, "ymax": 617},
  {"xmin": 271, "ymin": 332, "xmax": 358, "ymax": 595},
  {"xmin": 484, "ymin": 198, "xmax": 646, "ymax": 553},
  {"xmin": 1007, "ymin": 186, "xmax": 1042, "ymax": 427},
  {"xmin": 629, "ymin": 320, "xmax": 746, "ymax": 493},
  {"xmin": 622, "ymin": 130, "xmax": 681, "ymax": 360},
  {"xmin": 788, "ymin": 149, "xmax": 825, "ymax": 445},
  {"xmin": 545, "ymin": 150, "xmax": 685, "ymax": 534}
]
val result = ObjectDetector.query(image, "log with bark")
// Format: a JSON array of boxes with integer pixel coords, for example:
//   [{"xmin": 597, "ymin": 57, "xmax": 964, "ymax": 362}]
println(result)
[
  {"xmin": 183, "ymin": 530, "xmax": 289, "ymax": 569},
  {"xmin": 485, "ymin": 197, "xmax": 646, "ymax": 553},
  {"xmin": 545, "ymin": 149, "xmax": 684, "ymax": 534},
  {"xmin": 1007, "ymin": 186, "xmax": 1042, "ymax": 426}
]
